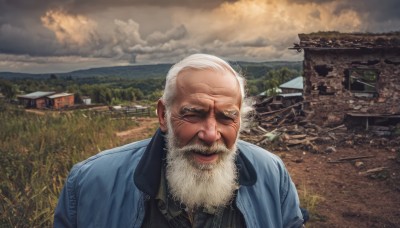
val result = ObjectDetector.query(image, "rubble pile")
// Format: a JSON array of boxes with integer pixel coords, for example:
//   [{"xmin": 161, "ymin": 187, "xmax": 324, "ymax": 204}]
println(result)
[
  {"xmin": 242, "ymin": 96, "xmax": 400, "ymax": 154},
  {"xmin": 253, "ymin": 95, "xmax": 304, "ymax": 129}
]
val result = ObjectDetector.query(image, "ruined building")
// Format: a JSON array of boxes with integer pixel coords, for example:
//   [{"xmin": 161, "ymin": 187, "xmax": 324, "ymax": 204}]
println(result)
[{"xmin": 292, "ymin": 32, "xmax": 400, "ymax": 127}]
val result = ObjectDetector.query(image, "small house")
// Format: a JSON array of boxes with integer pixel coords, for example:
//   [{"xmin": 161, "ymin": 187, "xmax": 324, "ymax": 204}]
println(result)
[
  {"xmin": 17, "ymin": 91, "xmax": 74, "ymax": 109},
  {"xmin": 47, "ymin": 93, "xmax": 74, "ymax": 109},
  {"xmin": 17, "ymin": 91, "xmax": 56, "ymax": 108},
  {"xmin": 279, "ymin": 76, "xmax": 303, "ymax": 94}
]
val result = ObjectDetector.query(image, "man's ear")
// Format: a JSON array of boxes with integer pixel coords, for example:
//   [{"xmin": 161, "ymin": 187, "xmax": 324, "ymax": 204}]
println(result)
[{"xmin": 157, "ymin": 99, "xmax": 167, "ymax": 132}]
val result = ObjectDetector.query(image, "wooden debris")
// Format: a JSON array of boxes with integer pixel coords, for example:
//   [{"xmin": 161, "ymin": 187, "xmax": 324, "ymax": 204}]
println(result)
[
  {"xmin": 244, "ymin": 89, "xmax": 400, "ymax": 152},
  {"xmin": 324, "ymin": 124, "xmax": 346, "ymax": 133},
  {"xmin": 328, "ymin": 155, "xmax": 375, "ymax": 163},
  {"xmin": 285, "ymin": 137, "xmax": 318, "ymax": 146},
  {"xmin": 359, "ymin": 167, "xmax": 388, "ymax": 176}
]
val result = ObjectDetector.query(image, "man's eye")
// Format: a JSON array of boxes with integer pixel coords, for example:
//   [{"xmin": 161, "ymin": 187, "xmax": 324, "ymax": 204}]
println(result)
[{"xmin": 218, "ymin": 115, "xmax": 236, "ymax": 124}]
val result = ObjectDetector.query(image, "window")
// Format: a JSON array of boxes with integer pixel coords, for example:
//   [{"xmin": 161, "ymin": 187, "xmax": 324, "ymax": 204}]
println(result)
[
  {"xmin": 344, "ymin": 68, "xmax": 379, "ymax": 98},
  {"xmin": 314, "ymin": 65, "xmax": 333, "ymax": 77}
]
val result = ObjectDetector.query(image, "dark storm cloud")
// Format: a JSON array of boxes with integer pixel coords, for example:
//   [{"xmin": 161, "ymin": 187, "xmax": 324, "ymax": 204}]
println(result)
[
  {"xmin": 0, "ymin": 13, "xmax": 108, "ymax": 58},
  {"xmin": 0, "ymin": 0, "xmax": 238, "ymax": 57},
  {"xmin": 67, "ymin": 0, "xmax": 240, "ymax": 10},
  {"xmin": 0, "ymin": 0, "xmax": 399, "ymax": 73},
  {"xmin": 334, "ymin": 0, "xmax": 400, "ymax": 22},
  {"xmin": 289, "ymin": 0, "xmax": 400, "ymax": 22},
  {"xmin": 289, "ymin": 0, "xmax": 334, "ymax": 4},
  {"xmin": 0, "ymin": 0, "xmax": 240, "ymax": 14},
  {"xmin": 0, "ymin": 7, "xmax": 62, "ymax": 57},
  {"xmin": 0, "ymin": 24, "xmax": 56, "ymax": 56},
  {"xmin": 0, "ymin": 0, "xmax": 57, "ymax": 56}
]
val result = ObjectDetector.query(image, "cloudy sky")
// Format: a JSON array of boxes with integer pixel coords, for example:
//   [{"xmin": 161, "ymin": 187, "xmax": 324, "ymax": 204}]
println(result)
[{"xmin": 0, "ymin": 0, "xmax": 399, "ymax": 73}]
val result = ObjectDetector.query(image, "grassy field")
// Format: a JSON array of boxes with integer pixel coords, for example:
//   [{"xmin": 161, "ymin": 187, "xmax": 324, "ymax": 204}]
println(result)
[{"xmin": 0, "ymin": 104, "xmax": 156, "ymax": 227}]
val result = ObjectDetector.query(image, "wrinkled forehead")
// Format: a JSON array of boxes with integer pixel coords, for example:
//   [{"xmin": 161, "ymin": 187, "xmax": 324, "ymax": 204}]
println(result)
[
  {"xmin": 176, "ymin": 68, "xmax": 241, "ymax": 95},
  {"xmin": 173, "ymin": 68, "xmax": 242, "ymax": 109}
]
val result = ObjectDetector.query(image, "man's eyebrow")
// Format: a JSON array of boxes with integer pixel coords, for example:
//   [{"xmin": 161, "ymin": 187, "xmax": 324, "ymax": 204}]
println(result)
[
  {"xmin": 180, "ymin": 106, "xmax": 205, "ymax": 114},
  {"xmin": 222, "ymin": 110, "xmax": 239, "ymax": 117}
]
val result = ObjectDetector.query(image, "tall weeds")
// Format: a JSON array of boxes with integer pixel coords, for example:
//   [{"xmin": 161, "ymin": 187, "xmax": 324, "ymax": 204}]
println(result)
[
  {"xmin": 298, "ymin": 182, "xmax": 326, "ymax": 226},
  {"xmin": 0, "ymin": 108, "xmax": 145, "ymax": 227}
]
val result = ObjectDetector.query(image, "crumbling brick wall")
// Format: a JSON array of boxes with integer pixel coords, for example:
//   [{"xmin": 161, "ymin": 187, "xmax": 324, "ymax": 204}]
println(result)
[{"xmin": 302, "ymin": 48, "xmax": 400, "ymax": 126}]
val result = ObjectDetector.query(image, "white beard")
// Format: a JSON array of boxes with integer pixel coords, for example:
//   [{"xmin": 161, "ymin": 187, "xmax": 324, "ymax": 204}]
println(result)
[{"xmin": 165, "ymin": 116, "xmax": 239, "ymax": 210}]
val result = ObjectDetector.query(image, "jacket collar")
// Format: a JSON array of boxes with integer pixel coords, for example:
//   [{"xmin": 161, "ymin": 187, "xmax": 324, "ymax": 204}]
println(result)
[{"xmin": 134, "ymin": 129, "xmax": 257, "ymax": 198}]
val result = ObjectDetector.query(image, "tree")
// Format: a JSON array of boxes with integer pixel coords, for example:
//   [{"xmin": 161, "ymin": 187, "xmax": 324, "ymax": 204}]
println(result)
[
  {"xmin": 264, "ymin": 78, "xmax": 280, "ymax": 96},
  {"xmin": 0, "ymin": 80, "xmax": 18, "ymax": 100},
  {"xmin": 263, "ymin": 67, "xmax": 299, "ymax": 95},
  {"xmin": 148, "ymin": 89, "xmax": 164, "ymax": 101}
]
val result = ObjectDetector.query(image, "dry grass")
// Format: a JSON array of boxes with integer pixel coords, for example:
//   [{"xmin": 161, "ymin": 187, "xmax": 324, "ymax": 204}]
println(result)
[
  {"xmin": 298, "ymin": 182, "xmax": 326, "ymax": 227},
  {"xmin": 0, "ymin": 105, "xmax": 153, "ymax": 227}
]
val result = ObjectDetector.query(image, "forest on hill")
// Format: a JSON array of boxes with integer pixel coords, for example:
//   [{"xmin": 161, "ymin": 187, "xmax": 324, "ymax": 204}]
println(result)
[{"xmin": 0, "ymin": 61, "xmax": 302, "ymax": 105}]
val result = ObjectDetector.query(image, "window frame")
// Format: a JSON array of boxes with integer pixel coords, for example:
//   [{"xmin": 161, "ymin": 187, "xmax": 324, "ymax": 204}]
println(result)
[{"xmin": 345, "ymin": 68, "xmax": 379, "ymax": 98}]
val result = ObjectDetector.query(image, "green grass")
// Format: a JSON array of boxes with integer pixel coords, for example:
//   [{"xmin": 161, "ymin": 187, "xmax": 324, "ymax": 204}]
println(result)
[{"xmin": 0, "ymin": 105, "xmax": 151, "ymax": 227}]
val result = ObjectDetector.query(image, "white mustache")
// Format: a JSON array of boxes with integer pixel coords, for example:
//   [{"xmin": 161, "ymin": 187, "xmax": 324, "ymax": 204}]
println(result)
[{"xmin": 176, "ymin": 143, "xmax": 231, "ymax": 156}]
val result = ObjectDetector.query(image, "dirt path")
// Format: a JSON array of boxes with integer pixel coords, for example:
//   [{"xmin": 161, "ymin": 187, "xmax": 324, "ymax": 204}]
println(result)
[
  {"xmin": 116, "ymin": 117, "xmax": 159, "ymax": 142},
  {"xmin": 277, "ymin": 144, "xmax": 400, "ymax": 227}
]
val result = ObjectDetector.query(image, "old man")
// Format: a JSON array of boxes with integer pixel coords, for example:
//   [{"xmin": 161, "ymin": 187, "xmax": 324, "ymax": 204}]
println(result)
[{"xmin": 54, "ymin": 54, "xmax": 304, "ymax": 227}]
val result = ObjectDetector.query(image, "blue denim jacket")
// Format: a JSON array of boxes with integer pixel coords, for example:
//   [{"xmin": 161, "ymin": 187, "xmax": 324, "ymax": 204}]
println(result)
[{"xmin": 54, "ymin": 130, "xmax": 303, "ymax": 227}]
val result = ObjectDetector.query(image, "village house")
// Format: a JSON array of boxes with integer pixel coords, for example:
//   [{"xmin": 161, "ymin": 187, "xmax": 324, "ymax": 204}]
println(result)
[
  {"xmin": 17, "ymin": 91, "xmax": 56, "ymax": 108},
  {"xmin": 17, "ymin": 91, "xmax": 74, "ymax": 109},
  {"xmin": 279, "ymin": 76, "xmax": 303, "ymax": 94},
  {"xmin": 47, "ymin": 92, "xmax": 74, "ymax": 109},
  {"xmin": 292, "ymin": 32, "xmax": 400, "ymax": 127}
]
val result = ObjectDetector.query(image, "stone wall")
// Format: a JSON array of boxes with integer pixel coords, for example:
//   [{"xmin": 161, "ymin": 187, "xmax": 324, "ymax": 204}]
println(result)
[{"xmin": 303, "ymin": 48, "xmax": 400, "ymax": 126}]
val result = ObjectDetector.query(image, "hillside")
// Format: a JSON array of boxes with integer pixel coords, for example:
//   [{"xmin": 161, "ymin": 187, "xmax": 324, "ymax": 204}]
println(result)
[
  {"xmin": 0, "ymin": 61, "xmax": 302, "ymax": 80},
  {"xmin": 0, "ymin": 64, "xmax": 172, "ymax": 80}
]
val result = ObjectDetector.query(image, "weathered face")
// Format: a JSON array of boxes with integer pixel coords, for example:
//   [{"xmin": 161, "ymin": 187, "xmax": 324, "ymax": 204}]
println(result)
[{"xmin": 158, "ymin": 68, "xmax": 242, "ymax": 167}]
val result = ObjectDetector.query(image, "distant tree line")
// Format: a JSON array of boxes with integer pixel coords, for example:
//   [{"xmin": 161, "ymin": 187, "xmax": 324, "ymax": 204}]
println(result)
[
  {"xmin": 0, "ymin": 76, "xmax": 166, "ymax": 105},
  {"xmin": 0, "ymin": 64, "xmax": 301, "ymax": 105}
]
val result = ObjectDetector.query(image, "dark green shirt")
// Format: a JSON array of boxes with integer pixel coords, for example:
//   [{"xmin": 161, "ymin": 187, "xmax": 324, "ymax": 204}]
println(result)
[{"xmin": 141, "ymin": 166, "xmax": 246, "ymax": 228}]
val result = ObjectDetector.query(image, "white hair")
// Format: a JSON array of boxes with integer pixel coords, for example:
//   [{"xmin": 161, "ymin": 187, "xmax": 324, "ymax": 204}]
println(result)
[{"xmin": 161, "ymin": 53, "xmax": 253, "ymax": 130}]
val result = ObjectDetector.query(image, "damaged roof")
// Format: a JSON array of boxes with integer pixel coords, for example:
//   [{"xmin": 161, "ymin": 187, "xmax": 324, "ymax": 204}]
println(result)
[
  {"xmin": 47, "ymin": 93, "xmax": 73, "ymax": 99},
  {"xmin": 17, "ymin": 91, "xmax": 56, "ymax": 99},
  {"xmin": 292, "ymin": 31, "xmax": 400, "ymax": 50},
  {"xmin": 279, "ymin": 76, "xmax": 303, "ymax": 90}
]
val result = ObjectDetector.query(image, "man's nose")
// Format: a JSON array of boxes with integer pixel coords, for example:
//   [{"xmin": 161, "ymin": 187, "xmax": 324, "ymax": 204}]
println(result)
[{"xmin": 197, "ymin": 117, "xmax": 221, "ymax": 145}]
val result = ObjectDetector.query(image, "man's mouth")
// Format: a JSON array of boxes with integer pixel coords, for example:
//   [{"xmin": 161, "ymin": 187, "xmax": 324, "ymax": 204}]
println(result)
[{"xmin": 191, "ymin": 151, "xmax": 219, "ymax": 163}]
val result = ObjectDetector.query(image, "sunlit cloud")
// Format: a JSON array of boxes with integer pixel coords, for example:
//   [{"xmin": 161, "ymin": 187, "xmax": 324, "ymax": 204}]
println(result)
[{"xmin": 41, "ymin": 10, "xmax": 99, "ymax": 46}]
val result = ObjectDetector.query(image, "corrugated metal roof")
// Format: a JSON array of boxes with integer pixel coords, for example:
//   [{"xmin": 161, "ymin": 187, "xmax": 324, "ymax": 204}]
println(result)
[
  {"xmin": 259, "ymin": 88, "xmax": 282, "ymax": 96},
  {"xmin": 278, "ymin": 92, "xmax": 302, "ymax": 98},
  {"xmin": 47, "ymin": 93, "xmax": 73, "ymax": 99},
  {"xmin": 17, "ymin": 91, "xmax": 56, "ymax": 99},
  {"xmin": 279, "ymin": 76, "xmax": 303, "ymax": 90}
]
